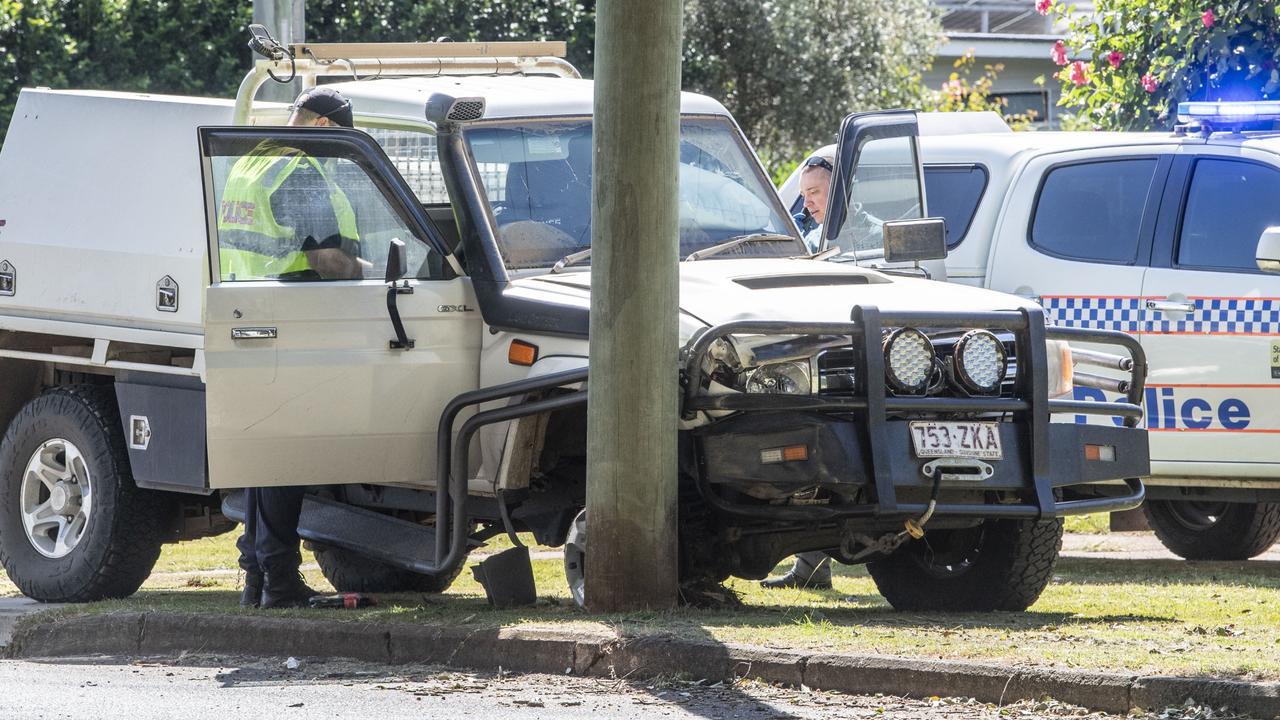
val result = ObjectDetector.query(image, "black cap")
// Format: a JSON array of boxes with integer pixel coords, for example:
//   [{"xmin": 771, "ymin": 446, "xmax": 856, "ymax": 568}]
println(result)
[{"xmin": 293, "ymin": 87, "xmax": 354, "ymax": 128}]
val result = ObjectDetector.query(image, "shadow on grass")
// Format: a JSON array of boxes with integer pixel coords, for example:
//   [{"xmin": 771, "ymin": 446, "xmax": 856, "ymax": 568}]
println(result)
[{"xmin": 1055, "ymin": 556, "xmax": 1280, "ymax": 587}]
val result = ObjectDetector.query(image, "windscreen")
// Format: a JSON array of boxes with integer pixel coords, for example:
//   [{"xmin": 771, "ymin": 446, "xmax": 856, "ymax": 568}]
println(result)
[{"xmin": 463, "ymin": 116, "xmax": 801, "ymax": 269}]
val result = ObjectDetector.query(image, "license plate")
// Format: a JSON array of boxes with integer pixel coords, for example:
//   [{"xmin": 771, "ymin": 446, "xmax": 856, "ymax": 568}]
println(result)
[{"xmin": 909, "ymin": 421, "xmax": 1003, "ymax": 460}]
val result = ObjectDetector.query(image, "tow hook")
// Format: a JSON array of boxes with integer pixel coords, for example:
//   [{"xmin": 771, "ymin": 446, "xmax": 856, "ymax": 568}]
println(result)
[{"xmin": 903, "ymin": 457, "xmax": 992, "ymax": 539}]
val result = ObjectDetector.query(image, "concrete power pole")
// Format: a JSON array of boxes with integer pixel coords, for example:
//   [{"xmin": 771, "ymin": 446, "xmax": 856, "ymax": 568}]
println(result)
[{"xmin": 584, "ymin": 0, "xmax": 683, "ymax": 612}]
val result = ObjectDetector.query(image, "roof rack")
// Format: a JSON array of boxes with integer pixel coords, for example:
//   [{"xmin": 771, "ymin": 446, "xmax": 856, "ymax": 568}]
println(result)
[
  {"xmin": 234, "ymin": 40, "xmax": 579, "ymax": 124},
  {"xmin": 291, "ymin": 40, "xmax": 567, "ymax": 62}
]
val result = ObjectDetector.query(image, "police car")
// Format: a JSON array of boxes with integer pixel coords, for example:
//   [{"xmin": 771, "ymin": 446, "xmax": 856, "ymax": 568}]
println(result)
[{"xmin": 780, "ymin": 102, "xmax": 1280, "ymax": 561}]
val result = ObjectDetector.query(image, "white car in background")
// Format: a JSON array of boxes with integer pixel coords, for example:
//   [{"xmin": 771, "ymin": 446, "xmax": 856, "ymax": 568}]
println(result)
[{"xmin": 780, "ymin": 104, "xmax": 1280, "ymax": 561}]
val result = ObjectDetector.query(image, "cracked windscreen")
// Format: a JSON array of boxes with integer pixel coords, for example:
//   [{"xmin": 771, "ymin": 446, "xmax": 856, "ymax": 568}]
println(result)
[{"xmin": 463, "ymin": 116, "xmax": 803, "ymax": 269}]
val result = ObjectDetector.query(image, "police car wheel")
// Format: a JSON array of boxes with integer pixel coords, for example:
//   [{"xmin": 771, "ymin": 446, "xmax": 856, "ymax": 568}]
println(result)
[
  {"xmin": 312, "ymin": 542, "xmax": 465, "ymax": 593},
  {"xmin": 866, "ymin": 518, "xmax": 1063, "ymax": 612},
  {"xmin": 0, "ymin": 385, "xmax": 170, "ymax": 602},
  {"xmin": 1143, "ymin": 500, "xmax": 1280, "ymax": 561},
  {"xmin": 563, "ymin": 509, "xmax": 587, "ymax": 609}
]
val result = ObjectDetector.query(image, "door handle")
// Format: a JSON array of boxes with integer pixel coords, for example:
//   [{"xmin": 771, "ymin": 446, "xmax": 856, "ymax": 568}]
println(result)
[
  {"xmin": 231, "ymin": 327, "xmax": 277, "ymax": 340},
  {"xmin": 1145, "ymin": 300, "xmax": 1196, "ymax": 314}
]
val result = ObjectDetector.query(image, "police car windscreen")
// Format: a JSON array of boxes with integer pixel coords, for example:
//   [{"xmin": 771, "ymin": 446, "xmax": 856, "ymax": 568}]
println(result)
[{"xmin": 463, "ymin": 117, "xmax": 800, "ymax": 269}]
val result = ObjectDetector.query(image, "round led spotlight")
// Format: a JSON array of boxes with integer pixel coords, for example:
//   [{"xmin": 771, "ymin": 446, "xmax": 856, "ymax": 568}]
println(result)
[
  {"xmin": 745, "ymin": 361, "xmax": 811, "ymax": 395},
  {"xmin": 883, "ymin": 327, "xmax": 934, "ymax": 395},
  {"xmin": 954, "ymin": 329, "xmax": 1007, "ymax": 395}
]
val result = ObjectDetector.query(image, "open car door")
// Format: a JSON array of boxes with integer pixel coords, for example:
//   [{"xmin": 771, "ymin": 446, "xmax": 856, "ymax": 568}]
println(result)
[
  {"xmin": 823, "ymin": 111, "xmax": 947, "ymax": 280},
  {"xmin": 199, "ymin": 126, "xmax": 481, "ymax": 489}
]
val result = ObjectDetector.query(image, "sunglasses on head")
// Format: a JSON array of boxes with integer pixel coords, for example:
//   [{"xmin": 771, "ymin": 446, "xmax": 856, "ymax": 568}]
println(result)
[{"xmin": 804, "ymin": 156, "xmax": 833, "ymax": 172}]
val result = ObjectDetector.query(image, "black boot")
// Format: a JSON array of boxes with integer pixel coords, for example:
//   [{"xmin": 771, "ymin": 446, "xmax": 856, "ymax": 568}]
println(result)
[
  {"xmin": 240, "ymin": 571, "xmax": 264, "ymax": 608},
  {"xmin": 261, "ymin": 571, "xmax": 318, "ymax": 609},
  {"xmin": 761, "ymin": 552, "xmax": 832, "ymax": 589}
]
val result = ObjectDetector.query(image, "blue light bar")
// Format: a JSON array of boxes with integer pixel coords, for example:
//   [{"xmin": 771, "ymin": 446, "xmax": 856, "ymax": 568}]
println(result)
[{"xmin": 1176, "ymin": 100, "xmax": 1280, "ymax": 125}]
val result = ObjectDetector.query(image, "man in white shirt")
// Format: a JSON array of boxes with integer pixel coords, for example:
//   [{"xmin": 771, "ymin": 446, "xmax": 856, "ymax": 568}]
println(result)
[{"xmin": 797, "ymin": 151, "xmax": 835, "ymax": 253}]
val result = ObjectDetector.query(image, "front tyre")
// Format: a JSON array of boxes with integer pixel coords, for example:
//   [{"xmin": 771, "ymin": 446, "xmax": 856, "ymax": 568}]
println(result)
[
  {"xmin": 1144, "ymin": 500, "xmax": 1280, "ymax": 561},
  {"xmin": 866, "ymin": 518, "xmax": 1063, "ymax": 612},
  {"xmin": 0, "ymin": 386, "xmax": 171, "ymax": 602},
  {"xmin": 563, "ymin": 510, "xmax": 587, "ymax": 608}
]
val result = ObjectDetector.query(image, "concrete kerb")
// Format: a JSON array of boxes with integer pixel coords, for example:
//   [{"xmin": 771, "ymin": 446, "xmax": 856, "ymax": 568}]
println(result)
[{"xmin": 6, "ymin": 610, "xmax": 1280, "ymax": 719}]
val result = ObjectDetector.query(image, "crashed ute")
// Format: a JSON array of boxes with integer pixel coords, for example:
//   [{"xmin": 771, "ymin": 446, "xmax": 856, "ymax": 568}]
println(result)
[{"xmin": 0, "ymin": 40, "xmax": 1149, "ymax": 611}]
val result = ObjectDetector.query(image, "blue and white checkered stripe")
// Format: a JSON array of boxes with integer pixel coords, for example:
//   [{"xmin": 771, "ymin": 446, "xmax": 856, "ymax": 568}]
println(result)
[
  {"xmin": 1041, "ymin": 296, "xmax": 1144, "ymax": 333},
  {"xmin": 1041, "ymin": 296, "xmax": 1280, "ymax": 335},
  {"xmin": 1155, "ymin": 297, "xmax": 1280, "ymax": 335}
]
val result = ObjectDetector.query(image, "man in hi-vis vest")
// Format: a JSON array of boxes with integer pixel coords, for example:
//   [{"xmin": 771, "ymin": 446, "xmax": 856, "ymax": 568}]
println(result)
[
  {"xmin": 230, "ymin": 87, "xmax": 361, "ymax": 609},
  {"xmin": 218, "ymin": 86, "xmax": 362, "ymax": 283}
]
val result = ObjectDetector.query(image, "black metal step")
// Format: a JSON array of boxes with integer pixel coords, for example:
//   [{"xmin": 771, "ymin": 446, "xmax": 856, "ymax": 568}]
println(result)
[{"xmin": 221, "ymin": 490, "xmax": 445, "ymax": 574}]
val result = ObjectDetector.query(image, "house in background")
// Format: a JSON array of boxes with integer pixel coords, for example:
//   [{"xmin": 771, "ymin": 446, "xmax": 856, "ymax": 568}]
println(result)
[{"xmin": 924, "ymin": 1, "xmax": 1091, "ymax": 126}]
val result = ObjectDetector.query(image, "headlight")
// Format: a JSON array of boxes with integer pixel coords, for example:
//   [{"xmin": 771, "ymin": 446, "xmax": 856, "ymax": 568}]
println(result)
[
  {"xmin": 744, "ymin": 361, "xmax": 811, "ymax": 394},
  {"xmin": 1045, "ymin": 339, "xmax": 1074, "ymax": 398},
  {"xmin": 883, "ymin": 327, "xmax": 934, "ymax": 395},
  {"xmin": 953, "ymin": 330, "xmax": 1007, "ymax": 395}
]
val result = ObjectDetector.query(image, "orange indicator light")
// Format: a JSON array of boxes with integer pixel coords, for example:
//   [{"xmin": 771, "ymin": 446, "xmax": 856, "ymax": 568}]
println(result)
[
  {"xmin": 782, "ymin": 445, "xmax": 809, "ymax": 462},
  {"xmin": 509, "ymin": 340, "xmax": 539, "ymax": 367},
  {"xmin": 761, "ymin": 445, "xmax": 809, "ymax": 464}
]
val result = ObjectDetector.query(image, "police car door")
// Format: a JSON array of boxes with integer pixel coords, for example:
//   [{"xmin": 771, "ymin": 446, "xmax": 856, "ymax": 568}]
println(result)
[
  {"xmin": 982, "ymin": 147, "xmax": 1172, "ymax": 428},
  {"xmin": 1140, "ymin": 146, "xmax": 1280, "ymax": 471},
  {"xmin": 984, "ymin": 148, "xmax": 1170, "ymax": 324},
  {"xmin": 199, "ymin": 126, "xmax": 480, "ymax": 489}
]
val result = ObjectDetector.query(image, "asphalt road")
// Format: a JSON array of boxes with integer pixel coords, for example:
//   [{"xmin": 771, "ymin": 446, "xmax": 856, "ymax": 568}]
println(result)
[{"xmin": 0, "ymin": 655, "xmax": 1141, "ymax": 720}]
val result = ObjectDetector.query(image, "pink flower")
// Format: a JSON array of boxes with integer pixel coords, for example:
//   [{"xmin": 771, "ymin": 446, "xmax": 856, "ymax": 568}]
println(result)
[
  {"xmin": 1051, "ymin": 40, "xmax": 1068, "ymax": 66},
  {"xmin": 1068, "ymin": 61, "xmax": 1090, "ymax": 86},
  {"xmin": 1035, "ymin": 0, "xmax": 1052, "ymax": 14},
  {"xmin": 1107, "ymin": 50, "xmax": 1125, "ymax": 69},
  {"xmin": 1141, "ymin": 73, "xmax": 1158, "ymax": 93},
  {"xmin": 1202, "ymin": 8, "xmax": 1214, "ymax": 27}
]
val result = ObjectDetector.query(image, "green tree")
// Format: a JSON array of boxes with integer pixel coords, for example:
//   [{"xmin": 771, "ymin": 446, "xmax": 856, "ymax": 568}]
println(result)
[
  {"xmin": 1, "ymin": 0, "xmax": 73, "ymax": 143},
  {"xmin": 683, "ymin": 0, "xmax": 941, "ymax": 164},
  {"xmin": 1045, "ymin": 0, "xmax": 1280, "ymax": 130},
  {"xmin": 0, "ymin": 0, "xmax": 250, "ymax": 146},
  {"xmin": 306, "ymin": 0, "xmax": 596, "ymax": 74},
  {"xmin": 2, "ymin": 0, "xmax": 940, "ymax": 161}
]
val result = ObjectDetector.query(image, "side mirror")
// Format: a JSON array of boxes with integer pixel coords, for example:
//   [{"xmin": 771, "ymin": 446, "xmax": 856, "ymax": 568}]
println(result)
[
  {"xmin": 1256, "ymin": 227, "xmax": 1280, "ymax": 274},
  {"xmin": 385, "ymin": 238, "xmax": 407, "ymax": 283},
  {"xmin": 883, "ymin": 217, "xmax": 947, "ymax": 263}
]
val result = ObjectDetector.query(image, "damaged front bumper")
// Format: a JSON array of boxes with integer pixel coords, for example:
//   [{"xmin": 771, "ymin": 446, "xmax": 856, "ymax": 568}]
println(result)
[{"xmin": 681, "ymin": 306, "xmax": 1149, "ymax": 521}]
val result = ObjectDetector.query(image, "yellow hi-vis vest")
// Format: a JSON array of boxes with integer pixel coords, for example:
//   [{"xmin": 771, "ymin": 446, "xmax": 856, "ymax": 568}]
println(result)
[{"xmin": 217, "ymin": 143, "xmax": 360, "ymax": 281}]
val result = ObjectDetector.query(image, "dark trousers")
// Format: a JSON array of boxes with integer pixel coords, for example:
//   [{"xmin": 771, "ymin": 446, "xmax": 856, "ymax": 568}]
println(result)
[{"xmin": 235, "ymin": 486, "xmax": 307, "ymax": 576}]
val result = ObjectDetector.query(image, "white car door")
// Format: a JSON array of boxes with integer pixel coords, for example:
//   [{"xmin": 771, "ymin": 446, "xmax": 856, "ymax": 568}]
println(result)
[
  {"xmin": 1140, "ymin": 147, "xmax": 1280, "ymax": 474},
  {"xmin": 200, "ymin": 127, "xmax": 481, "ymax": 489},
  {"xmin": 983, "ymin": 148, "xmax": 1173, "ymax": 424}
]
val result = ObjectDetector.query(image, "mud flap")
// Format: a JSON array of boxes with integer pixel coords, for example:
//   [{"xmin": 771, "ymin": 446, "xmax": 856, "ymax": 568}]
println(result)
[{"xmin": 471, "ymin": 545, "xmax": 537, "ymax": 608}]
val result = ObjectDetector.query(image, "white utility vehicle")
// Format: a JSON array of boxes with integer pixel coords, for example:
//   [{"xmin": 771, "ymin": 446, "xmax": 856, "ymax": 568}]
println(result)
[
  {"xmin": 0, "ymin": 39, "xmax": 1149, "ymax": 611},
  {"xmin": 781, "ymin": 104, "xmax": 1280, "ymax": 560}
]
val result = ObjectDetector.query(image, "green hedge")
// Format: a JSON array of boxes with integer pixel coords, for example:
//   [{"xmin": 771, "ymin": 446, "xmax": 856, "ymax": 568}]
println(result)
[{"xmin": 1, "ymin": 0, "xmax": 939, "ymax": 162}]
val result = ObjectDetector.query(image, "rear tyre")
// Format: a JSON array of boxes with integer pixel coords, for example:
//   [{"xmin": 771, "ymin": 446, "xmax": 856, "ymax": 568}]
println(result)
[
  {"xmin": 312, "ymin": 542, "xmax": 464, "ymax": 593},
  {"xmin": 0, "ymin": 386, "xmax": 171, "ymax": 602},
  {"xmin": 1143, "ymin": 500, "xmax": 1280, "ymax": 561},
  {"xmin": 866, "ymin": 518, "xmax": 1063, "ymax": 612}
]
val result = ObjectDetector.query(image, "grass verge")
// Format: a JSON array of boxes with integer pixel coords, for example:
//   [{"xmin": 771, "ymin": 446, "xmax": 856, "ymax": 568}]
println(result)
[{"xmin": 6, "ymin": 531, "xmax": 1280, "ymax": 681}]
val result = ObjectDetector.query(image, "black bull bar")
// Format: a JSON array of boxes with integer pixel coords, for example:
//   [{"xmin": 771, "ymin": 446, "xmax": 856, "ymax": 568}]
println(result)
[{"xmin": 680, "ymin": 306, "xmax": 1148, "ymax": 521}]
